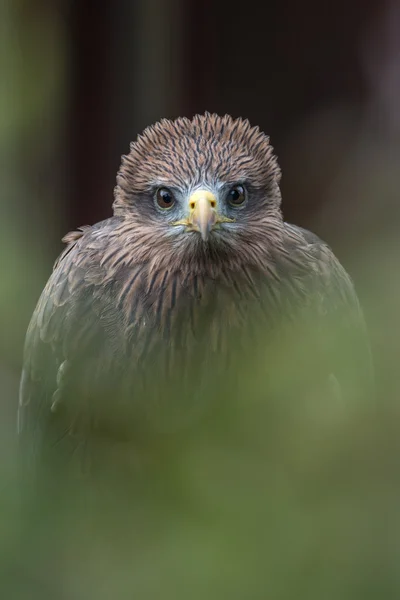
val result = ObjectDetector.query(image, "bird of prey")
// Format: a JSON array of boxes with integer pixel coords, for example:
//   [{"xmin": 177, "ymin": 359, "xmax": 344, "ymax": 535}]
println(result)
[{"xmin": 18, "ymin": 113, "xmax": 373, "ymax": 480}]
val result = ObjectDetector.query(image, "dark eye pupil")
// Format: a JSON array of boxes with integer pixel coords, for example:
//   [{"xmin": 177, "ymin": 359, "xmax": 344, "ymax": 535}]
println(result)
[
  {"xmin": 228, "ymin": 186, "xmax": 245, "ymax": 205},
  {"xmin": 161, "ymin": 191, "xmax": 172, "ymax": 203},
  {"xmin": 156, "ymin": 188, "xmax": 175, "ymax": 209}
]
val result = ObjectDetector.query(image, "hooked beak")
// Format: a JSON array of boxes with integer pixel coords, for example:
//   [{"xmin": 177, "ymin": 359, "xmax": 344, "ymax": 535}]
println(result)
[
  {"xmin": 171, "ymin": 189, "xmax": 235, "ymax": 240},
  {"xmin": 188, "ymin": 190, "xmax": 218, "ymax": 241}
]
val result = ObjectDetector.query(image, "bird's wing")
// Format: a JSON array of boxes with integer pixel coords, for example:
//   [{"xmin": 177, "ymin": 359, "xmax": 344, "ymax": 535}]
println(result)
[
  {"xmin": 284, "ymin": 223, "xmax": 374, "ymax": 406},
  {"xmin": 18, "ymin": 219, "xmax": 133, "ymax": 471}
]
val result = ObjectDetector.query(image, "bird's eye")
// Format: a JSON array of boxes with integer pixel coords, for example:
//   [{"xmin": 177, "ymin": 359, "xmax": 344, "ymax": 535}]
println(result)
[
  {"xmin": 227, "ymin": 185, "xmax": 246, "ymax": 207},
  {"xmin": 156, "ymin": 188, "xmax": 175, "ymax": 210}
]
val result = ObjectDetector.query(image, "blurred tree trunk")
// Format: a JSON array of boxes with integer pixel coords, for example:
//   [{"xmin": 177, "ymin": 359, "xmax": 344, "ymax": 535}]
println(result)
[
  {"xmin": 67, "ymin": 0, "xmax": 185, "ymax": 229},
  {"xmin": 0, "ymin": 0, "xmax": 67, "ymax": 368}
]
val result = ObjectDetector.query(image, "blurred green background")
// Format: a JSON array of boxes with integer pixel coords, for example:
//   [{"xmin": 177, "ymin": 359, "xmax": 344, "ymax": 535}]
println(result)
[{"xmin": 2, "ymin": 0, "xmax": 400, "ymax": 597}]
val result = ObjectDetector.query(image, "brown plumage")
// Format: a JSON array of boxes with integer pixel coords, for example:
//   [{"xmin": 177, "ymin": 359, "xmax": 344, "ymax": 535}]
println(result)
[{"xmin": 18, "ymin": 113, "xmax": 373, "ymax": 478}]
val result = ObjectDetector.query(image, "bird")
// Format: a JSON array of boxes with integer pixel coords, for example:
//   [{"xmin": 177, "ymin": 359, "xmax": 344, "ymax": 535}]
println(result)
[{"xmin": 18, "ymin": 113, "xmax": 373, "ymax": 484}]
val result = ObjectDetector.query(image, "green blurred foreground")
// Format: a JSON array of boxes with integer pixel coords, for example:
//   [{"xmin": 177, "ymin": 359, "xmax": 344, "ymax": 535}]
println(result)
[{"xmin": 0, "ymin": 233, "xmax": 399, "ymax": 599}]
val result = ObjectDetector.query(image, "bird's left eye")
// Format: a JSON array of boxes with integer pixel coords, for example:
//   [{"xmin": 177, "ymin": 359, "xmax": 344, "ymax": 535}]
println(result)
[
  {"xmin": 227, "ymin": 185, "xmax": 246, "ymax": 207},
  {"xmin": 156, "ymin": 188, "xmax": 175, "ymax": 210}
]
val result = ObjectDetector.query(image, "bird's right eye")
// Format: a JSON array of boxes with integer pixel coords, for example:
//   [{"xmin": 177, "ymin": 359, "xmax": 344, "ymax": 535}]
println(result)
[{"xmin": 156, "ymin": 188, "xmax": 175, "ymax": 210}]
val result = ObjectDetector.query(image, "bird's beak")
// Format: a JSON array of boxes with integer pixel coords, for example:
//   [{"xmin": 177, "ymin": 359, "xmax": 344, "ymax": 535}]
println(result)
[{"xmin": 188, "ymin": 190, "xmax": 217, "ymax": 241}]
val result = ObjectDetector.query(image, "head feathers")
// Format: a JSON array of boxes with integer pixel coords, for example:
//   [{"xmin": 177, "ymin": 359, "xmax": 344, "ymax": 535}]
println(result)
[{"xmin": 113, "ymin": 113, "xmax": 281, "ymax": 214}]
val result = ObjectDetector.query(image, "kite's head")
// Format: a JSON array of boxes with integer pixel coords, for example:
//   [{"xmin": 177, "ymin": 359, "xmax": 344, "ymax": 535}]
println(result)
[{"xmin": 113, "ymin": 113, "xmax": 284, "ymax": 269}]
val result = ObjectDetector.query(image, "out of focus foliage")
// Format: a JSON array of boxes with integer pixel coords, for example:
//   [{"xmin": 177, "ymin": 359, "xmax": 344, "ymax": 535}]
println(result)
[{"xmin": 2, "ymin": 1, "xmax": 400, "ymax": 599}]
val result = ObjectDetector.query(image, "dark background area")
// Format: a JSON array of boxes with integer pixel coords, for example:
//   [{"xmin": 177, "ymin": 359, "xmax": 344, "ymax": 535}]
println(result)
[{"xmin": 65, "ymin": 0, "xmax": 381, "ymax": 231}]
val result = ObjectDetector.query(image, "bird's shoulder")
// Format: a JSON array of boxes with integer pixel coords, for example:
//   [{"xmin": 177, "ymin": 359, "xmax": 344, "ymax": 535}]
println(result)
[
  {"xmin": 54, "ymin": 216, "xmax": 124, "ymax": 271},
  {"xmin": 26, "ymin": 216, "xmax": 142, "ymax": 361},
  {"xmin": 18, "ymin": 216, "xmax": 137, "ymax": 440},
  {"xmin": 283, "ymin": 222, "xmax": 374, "ymax": 403},
  {"xmin": 283, "ymin": 222, "xmax": 358, "ymax": 307}
]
